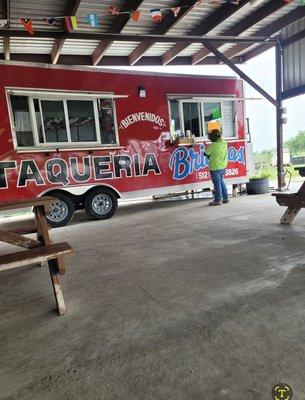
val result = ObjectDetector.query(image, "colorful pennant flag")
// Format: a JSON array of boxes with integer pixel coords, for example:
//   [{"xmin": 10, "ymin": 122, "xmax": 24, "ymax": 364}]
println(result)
[
  {"xmin": 19, "ymin": 19, "xmax": 34, "ymax": 35},
  {"xmin": 130, "ymin": 10, "xmax": 141, "ymax": 21},
  {"xmin": 43, "ymin": 17, "xmax": 56, "ymax": 26},
  {"xmin": 108, "ymin": 6, "xmax": 120, "ymax": 15},
  {"xmin": 86, "ymin": 14, "xmax": 99, "ymax": 27},
  {"xmin": 150, "ymin": 9, "xmax": 162, "ymax": 22},
  {"xmin": 0, "ymin": 19, "xmax": 9, "ymax": 28},
  {"xmin": 65, "ymin": 16, "xmax": 78, "ymax": 31},
  {"xmin": 171, "ymin": 7, "xmax": 181, "ymax": 17}
]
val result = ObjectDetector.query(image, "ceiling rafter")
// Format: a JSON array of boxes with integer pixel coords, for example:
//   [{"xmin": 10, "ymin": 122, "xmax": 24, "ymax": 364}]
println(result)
[
  {"xmin": 92, "ymin": 0, "xmax": 144, "ymax": 66},
  {"xmin": 0, "ymin": 53, "xmax": 230, "ymax": 66},
  {"xmin": 161, "ymin": 0, "xmax": 250, "ymax": 66},
  {"xmin": 223, "ymin": 6, "xmax": 305, "ymax": 61},
  {"xmin": 51, "ymin": 0, "xmax": 82, "ymax": 64},
  {"xmin": 2, "ymin": 0, "xmax": 10, "ymax": 60},
  {"xmin": 0, "ymin": 30, "xmax": 276, "ymax": 43},
  {"xmin": 128, "ymin": 0, "xmax": 197, "ymax": 66},
  {"xmin": 191, "ymin": 0, "xmax": 289, "ymax": 65}
]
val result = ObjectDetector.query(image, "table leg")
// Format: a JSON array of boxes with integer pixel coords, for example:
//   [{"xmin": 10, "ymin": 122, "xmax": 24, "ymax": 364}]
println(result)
[
  {"xmin": 35, "ymin": 205, "xmax": 67, "ymax": 314},
  {"xmin": 280, "ymin": 207, "xmax": 301, "ymax": 225},
  {"xmin": 48, "ymin": 259, "xmax": 67, "ymax": 315}
]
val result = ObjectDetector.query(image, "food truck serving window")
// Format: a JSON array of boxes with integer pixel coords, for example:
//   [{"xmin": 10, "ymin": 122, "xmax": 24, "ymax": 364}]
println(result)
[
  {"xmin": 169, "ymin": 98, "xmax": 236, "ymax": 140},
  {"xmin": 8, "ymin": 91, "xmax": 119, "ymax": 149}
]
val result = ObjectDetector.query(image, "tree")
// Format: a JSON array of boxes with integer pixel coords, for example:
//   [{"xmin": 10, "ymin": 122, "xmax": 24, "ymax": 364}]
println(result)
[{"xmin": 284, "ymin": 131, "xmax": 305, "ymax": 157}]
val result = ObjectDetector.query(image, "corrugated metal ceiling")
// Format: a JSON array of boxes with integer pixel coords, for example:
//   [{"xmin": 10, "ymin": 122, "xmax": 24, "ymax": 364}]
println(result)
[{"xmin": 0, "ymin": 0, "xmax": 303, "ymax": 63}]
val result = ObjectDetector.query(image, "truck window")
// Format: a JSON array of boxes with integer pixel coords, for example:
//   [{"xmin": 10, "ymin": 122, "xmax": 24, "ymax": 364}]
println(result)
[
  {"xmin": 98, "ymin": 99, "xmax": 117, "ymax": 145},
  {"xmin": 182, "ymin": 102, "xmax": 201, "ymax": 137},
  {"xmin": 10, "ymin": 96, "xmax": 35, "ymax": 147},
  {"xmin": 67, "ymin": 100, "xmax": 96, "ymax": 143},
  {"xmin": 168, "ymin": 97, "xmax": 236, "ymax": 140},
  {"xmin": 9, "ymin": 92, "xmax": 119, "ymax": 148},
  {"xmin": 169, "ymin": 100, "xmax": 181, "ymax": 137}
]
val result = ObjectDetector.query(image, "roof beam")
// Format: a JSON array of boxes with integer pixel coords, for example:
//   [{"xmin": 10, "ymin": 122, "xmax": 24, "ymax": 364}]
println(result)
[
  {"xmin": 281, "ymin": 27, "xmax": 305, "ymax": 47},
  {"xmin": 161, "ymin": 0, "xmax": 250, "ymax": 65},
  {"xmin": 129, "ymin": 0, "xmax": 197, "ymax": 66},
  {"xmin": 0, "ymin": 53, "xmax": 229, "ymax": 66},
  {"xmin": 0, "ymin": 30, "xmax": 277, "ymax": 43},
  {"xmin": 2, "ymin": 0, "xmax": 10, "ymax": 60},
  {"xmin": 224, "ymin": 7, "xmax": 305, "ymax": 60},
  {"xmin": 3, "ymin": 36, "xmax": 10, "ymax": 60},
  {"xmin": 92, "ymin": 0, "xmax": 144, "ymax": 66},
  {"xmin": 51, "ymin": 0, "xmax": 82, "ymax": 64},
  {"xmin": 192, "ymin": 0, "xmax": 289, "ymax": 65},
  {"xmin": 241, "ymin": 43, "xmax": 274, "ymax": 62},
  {"xmin": 201, "ymin": 40, "xmax": 277, "ymax": 107}
]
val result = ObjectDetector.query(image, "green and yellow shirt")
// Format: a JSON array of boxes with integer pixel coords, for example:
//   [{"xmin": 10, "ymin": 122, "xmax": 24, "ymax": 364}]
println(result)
[{"xmin": 205, "ymin": 138, "xmax": 228, "ymax": 171}]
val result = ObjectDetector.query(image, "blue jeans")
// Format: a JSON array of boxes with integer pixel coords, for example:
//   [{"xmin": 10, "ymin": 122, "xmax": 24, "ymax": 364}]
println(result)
[{"xmin": 210, "ymin": 169, "xmax": 228, "ymax": 202}]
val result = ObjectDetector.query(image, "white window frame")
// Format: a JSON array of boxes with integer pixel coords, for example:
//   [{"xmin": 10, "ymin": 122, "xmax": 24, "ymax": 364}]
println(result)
[
  {"xmin": 168, "ymin": 96, "xmax": 238, "ymax": 141},
  {"xmin": 6, "ymin": 88, "xmax": 126, "ymax": 150}
]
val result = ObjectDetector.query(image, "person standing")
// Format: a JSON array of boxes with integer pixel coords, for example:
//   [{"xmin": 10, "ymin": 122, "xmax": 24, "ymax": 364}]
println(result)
[{"xmin": 204, "ymin": 129, "xmax": 229, "ymax": 206}]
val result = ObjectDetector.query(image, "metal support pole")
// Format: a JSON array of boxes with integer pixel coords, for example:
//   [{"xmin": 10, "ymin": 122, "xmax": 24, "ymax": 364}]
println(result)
[
  {"xmin": 201, "ymin": 40, "xmax": 278, "ymax": 107},
  {"xmin": 275, "ymin": 41, "xmax": 285, "ymax": 190}
]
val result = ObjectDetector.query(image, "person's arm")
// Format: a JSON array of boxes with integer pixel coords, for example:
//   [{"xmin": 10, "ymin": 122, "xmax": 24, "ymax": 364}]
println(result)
[{"xmin": 204, "ymin": 143, "xmax": 213, "ymax": 158}]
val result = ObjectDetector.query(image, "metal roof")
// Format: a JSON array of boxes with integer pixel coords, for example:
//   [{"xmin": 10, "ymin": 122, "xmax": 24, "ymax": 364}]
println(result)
[
  {"xmin": 281, "ymin": 16, "xmax": 305, "ymax": 99},
  {"xmin": 1, "ymin": 0, "xmax": 305, "ymax": 66}
]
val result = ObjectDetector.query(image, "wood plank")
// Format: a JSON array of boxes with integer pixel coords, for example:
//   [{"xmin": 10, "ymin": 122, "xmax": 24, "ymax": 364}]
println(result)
[
  {"xmin": 0, "ymin": 196, "xmax": 55, "ymax": 212},
  {"xmin": 241, "ymin": 43, "xmax": 274, "ymax": 63},
  {"xmin": 0, "ymin": 229, "xmax": 41, "ymax": 249},
  {"xmin": 35, "ymin": 206, "xmax": 51, "ymax": 245},
  {"xmin": 0, "ymin": 242, "xmax": 73, "ymax": 272},
  {"xmin": 129, "ymin": 0, "xmax": 196, "ymax": 65},
  {"xmin": 92, "ymin": 0, "xmax": 144, "ymax": 65},
  {"xmin": 8, "ymin": 224, "xmax": 37, "ymax": 235},
  {"xmin": 3, "ymin": 36, "xmax": 10, "ymax": 60},
  {"xmin": 224, "ymin": 7, "xmax": 305, "ymax": 60},
  {"xmin": 191, "ymin": 0, "xmax": 288, "ymax": 65},
  {"xmin": 280, "ymin": 207, "xmax": 301, "ymax": 225},
  {"xmin": 48, "ymin": 259, "xmax": 67, "ymax": 315},
  {"xmin": 162, "ymin": 0, "xmax": 250, "ymax": 65},
  {"xmin": 50, "ymin": 0, "xmax": 82, "ymax": 64},
  {"xmin": 34, "ymin": 205, "xmax": 65, "ymax": 275}
]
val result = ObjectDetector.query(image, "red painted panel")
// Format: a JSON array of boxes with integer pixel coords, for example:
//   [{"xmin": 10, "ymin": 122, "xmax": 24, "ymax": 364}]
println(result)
[{"xmin": 0, "ymin": 64, "xmax": 247, "ymax": 202}]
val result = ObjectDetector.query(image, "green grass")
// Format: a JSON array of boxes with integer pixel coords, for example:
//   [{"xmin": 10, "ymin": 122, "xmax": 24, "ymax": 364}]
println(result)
[{"xmin": 258, "ymin": 164, "xmax": 305, "ymax": 180}]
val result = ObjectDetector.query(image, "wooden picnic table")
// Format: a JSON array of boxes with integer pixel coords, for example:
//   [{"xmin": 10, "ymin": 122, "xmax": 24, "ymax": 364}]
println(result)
[
  {"xmin": 0, "ymin": 196, "xmax": 73, "ymax": 315},
  {"xmin": 273, "ymin": 166, "xmax": 305, "ymax": 225}
]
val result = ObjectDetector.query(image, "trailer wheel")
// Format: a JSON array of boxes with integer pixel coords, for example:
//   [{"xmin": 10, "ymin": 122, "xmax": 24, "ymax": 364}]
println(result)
[
  {"xmin": 84, "ymin": 187, "xmax": 117, "ymax": 220},
  {"xmin": 45, "ymin": 192, "xmax": 75, "ymax": 228}
]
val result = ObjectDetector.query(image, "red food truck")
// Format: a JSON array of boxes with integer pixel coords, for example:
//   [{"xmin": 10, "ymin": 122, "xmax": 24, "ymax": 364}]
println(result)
[{"xmin": 0, "ymin": 63, "xmax": 251, "ymax": 227}]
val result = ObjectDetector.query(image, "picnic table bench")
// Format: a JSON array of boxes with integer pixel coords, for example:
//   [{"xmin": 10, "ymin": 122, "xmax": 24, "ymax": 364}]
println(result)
[
  {"xmin": 0, "ymin": 197, "xmax": 73, "ymax": 315},
  {"xmin": 272, "ymin": 166, "xmax": 305, "ymax": 225}
]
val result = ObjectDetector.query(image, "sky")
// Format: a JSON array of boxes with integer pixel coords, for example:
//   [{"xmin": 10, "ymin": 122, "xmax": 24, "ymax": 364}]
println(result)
[{"xmin": 115, "ymin": 48, "xmax": 305, "ymax": 153}]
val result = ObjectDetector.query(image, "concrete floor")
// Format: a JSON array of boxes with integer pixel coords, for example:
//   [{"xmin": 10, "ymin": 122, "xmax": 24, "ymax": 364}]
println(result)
[{"xmin": 1, "ymin": 194, "xmax": 305, "ymax": 399}]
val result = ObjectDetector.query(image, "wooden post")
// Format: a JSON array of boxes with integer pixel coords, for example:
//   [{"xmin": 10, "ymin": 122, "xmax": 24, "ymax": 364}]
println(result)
[{"xmin": 35, "ymin": 205, "xmax": 67, "ymax": 315}]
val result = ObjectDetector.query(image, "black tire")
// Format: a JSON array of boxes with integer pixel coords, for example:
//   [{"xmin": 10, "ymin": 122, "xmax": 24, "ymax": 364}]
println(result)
[
  {"xmin": 44, "ymin": 192, "xmax": 75, "ymax": 228},
  {"xmin": 84, "ymin": 187, "xmax": 117, "ymax": 220}
]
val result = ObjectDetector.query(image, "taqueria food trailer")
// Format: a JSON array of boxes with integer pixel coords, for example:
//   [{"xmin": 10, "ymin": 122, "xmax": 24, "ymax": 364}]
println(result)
[{"xmin": 0, "ymin": 63, "xmax": 251, "ymax": 226}]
